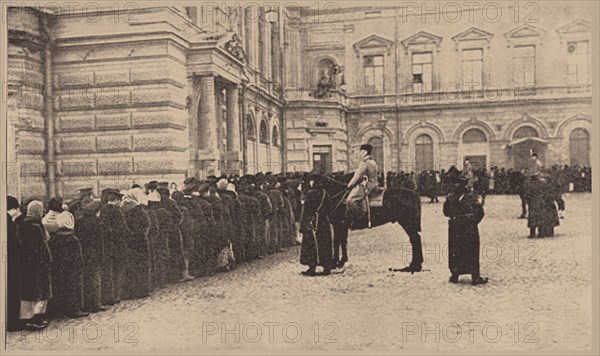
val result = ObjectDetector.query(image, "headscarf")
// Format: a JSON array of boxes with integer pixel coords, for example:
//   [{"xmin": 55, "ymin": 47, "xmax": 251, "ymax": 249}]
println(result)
[
  {"xmin": 122, "ymin": 187, "xmax": 148, "ymax": 207},
  {"xmin": 56, "ymin": 211, "xmax": 75, "ymax": 230},
  {"xmin": 147, "ymin": 191, "xmax": 161, "ymax": 202},
  {"xmin": 26, "ymin": 200, "xmax": 44, "ymax": 220}
]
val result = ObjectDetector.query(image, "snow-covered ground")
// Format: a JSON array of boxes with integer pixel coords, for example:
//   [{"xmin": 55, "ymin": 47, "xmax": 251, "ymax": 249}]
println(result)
[{"xmin": 5, "ymin": 193, "xmax": 592, "ymax": 352}]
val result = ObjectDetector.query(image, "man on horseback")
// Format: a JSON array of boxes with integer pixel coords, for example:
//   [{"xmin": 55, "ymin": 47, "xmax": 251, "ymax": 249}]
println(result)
[{"xmin": 345, "ymin": 144, "xmax": 379, "ymax": 223}]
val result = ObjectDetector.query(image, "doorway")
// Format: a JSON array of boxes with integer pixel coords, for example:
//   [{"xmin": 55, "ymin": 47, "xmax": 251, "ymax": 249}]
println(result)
[{"xmin": 313, "ymin": 145, "xmax": 333, "ymax": 174}]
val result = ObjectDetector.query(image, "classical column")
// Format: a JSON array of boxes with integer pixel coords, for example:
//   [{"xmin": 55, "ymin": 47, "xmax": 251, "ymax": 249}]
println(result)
[
  {"xmin": 226, "ymin": 84, "xmax": 241, "ymax": 154},
  {"xmin": 198, "ymin": 76, "xmax": 219, "ymax": 160}
]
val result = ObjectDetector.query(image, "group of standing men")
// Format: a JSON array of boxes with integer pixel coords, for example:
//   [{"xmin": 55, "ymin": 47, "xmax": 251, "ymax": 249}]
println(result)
[{"xmin": 6, "ymin": 173, "xmax": 301, "ymax": 332}]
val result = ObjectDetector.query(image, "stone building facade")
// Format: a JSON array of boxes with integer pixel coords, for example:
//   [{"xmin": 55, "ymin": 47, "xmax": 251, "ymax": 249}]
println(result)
[
  {"xmin": 284, "ymin": 3, "xmax": 593, "ymax": 175},
  {"xmin": 7, "ymin": 5, "xmax": 287, "ymax": 198},
  {"xmin": 6, "ymin": 3, "xmax": 593, "ymax": 199}
]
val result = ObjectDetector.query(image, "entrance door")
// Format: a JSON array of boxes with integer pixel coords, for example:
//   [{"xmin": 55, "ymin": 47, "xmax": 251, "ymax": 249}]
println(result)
[
  {"xmin": 313, "ymin": 145, "xmax": 332, "ymax": 174},
  {"xmin": 464, "ymin": 155, "xmax": 487, "ymax": 170}
]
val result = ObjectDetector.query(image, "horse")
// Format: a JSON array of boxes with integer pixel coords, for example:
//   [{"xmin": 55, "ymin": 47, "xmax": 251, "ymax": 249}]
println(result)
[{"xmin": 299, "ymin": 173, "xmax": 424, "ymax": 273}]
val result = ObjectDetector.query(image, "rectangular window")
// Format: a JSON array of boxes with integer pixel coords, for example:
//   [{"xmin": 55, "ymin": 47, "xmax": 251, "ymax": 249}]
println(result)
[
  {"xmin": 513, "ymin": 45, "xmax": 535, "ymax": 87},
  {"xmin": 567, "ymin": 41, "xmax": 589, "ymax": 86},
  {"xmin": 363, "ymin": 55, "xmax": 384, "ymax": 94},
  {"xmin": 412, "ymin": 52, "xmax": 432, "ymax": 92},
  {"xmin": 462, "ymin": 48, "xmax": 483, "ymax": 90}
]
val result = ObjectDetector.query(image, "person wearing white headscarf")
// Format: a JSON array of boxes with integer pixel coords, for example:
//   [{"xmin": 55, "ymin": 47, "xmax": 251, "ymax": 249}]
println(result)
[
  {"xmin": 19, "ymin": 200, "xmax": 52, "ymax": 330},
  {"xmin": 120, "ymin": 188, "xmax": 152, "ymax": 299},
  {"xmin": 48, "ymin": 211, "xmax": 88, "ymax": 318}
]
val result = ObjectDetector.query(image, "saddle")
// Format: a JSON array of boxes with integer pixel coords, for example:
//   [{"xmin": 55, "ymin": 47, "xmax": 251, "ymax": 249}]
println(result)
[{"xmin": 368, "ymin": 187, "xmax": 385, "ymax": 208}]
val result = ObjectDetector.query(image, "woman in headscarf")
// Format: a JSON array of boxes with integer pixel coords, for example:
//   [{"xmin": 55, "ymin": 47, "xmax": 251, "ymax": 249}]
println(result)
[
  {"xmin": 120, "ymin": 188, "xmax": 152, "ymax": 299},
  {"xmin": 42, "ymin": 197, "xmax": 64, "ymax": 234},
  {"xmin": 48, "ymin": 211, "xmax": 88, "ymax": 318},
  {"xmin": 19, "ymin": 200, "xmax": 52, "ymax": 330}
]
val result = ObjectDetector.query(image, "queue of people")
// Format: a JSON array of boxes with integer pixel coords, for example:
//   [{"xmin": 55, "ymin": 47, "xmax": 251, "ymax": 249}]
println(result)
[{"xmin": 6, "ymin": 173, "xmax": 301, "ymax": 332}]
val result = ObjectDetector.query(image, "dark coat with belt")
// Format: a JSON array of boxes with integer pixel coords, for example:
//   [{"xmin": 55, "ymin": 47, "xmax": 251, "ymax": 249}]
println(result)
[
  {"xmin": 19, "ymin": 217, "xmax": 52, "ymax": 301},
  {"xmin": 443, "ymin": 191, "xmax": 484, "ymax": 276},
  {"xmin": 49, "ymin": 228, "xmax": 85, "ymax": 314}
]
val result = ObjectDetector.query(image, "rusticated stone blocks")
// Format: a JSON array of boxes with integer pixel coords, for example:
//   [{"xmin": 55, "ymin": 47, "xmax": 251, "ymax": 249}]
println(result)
[
  {"xmin": 133, "ymin": 133, "xmax": 187, "ymax": 152},
  {"xmin": 97, "ymin": 135, "xmax": 132, "ymax": 153},
  {"xmin": 59, "ymin": 137, "xmax": 96, "ymax": 154},
  {"xmin": 59, "ymin": 115, "xmax": 95, "ymax": 131},
  {"xmin": 96, "ymin": 113, "xmax": 131, "ymax": 130}
]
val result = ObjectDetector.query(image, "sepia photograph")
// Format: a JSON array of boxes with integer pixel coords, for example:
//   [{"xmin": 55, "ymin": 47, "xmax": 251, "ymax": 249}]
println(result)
[{"xmin": 1, "ymin": 0, "xmax": 598, "ymax": 354}]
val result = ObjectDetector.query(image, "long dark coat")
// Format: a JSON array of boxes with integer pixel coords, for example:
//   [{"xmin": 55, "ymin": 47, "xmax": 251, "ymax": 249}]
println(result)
[
  {"xmin": 7, "ymin": 214, "xmax": 21, "ymax": 329},
  {"xmin": 525, "ymin": 178, "xmax": 564, "ymax": 232},
  {"xmin": 177, "ymin": 205, "xmax": 194, "ymax": 269},
  {"xmin": 176, "ymin": 196, "xmax": 204, "ymax": 276},
  {"xmin": 75, "ymin": 203, "xmax": 105, "ymax": 311},
  {"xmin": 238, "ymin": 194, "xmax": 259, "ymax": 261},
  {"xmin": 48, "ymin": 228, "xmax": 84, "ymax": 315},
  {"xmin": 156, "ymin": 198, "xmax": 184, "ymax": 283},
  {"xmin": 193, "ymin": 196, "xmax": 217, "ymax": 274},
  {"xmin": 98, "ymin": 204, "xmax": 130, "ymax": 304},
  {"xmin": 266, "ymin": 188, "xmax": 285, "ymax": 251},
  {"xmin": 249, "ymin": 188, "xmax": 273, "ymax": 257},
  {"xmin": 205, "ymin": 194, "xmax": 232, "ymax": 251},
  {"xmin": 19, "ymin": 217, "xmax": 52, "ymax": 301},
  {"xmin": 147, "ymin": 203, "xmax": 168, "ymax": 288},
  {"xmin": 220, "ymin": 191, "xmax": 244, "ymax": 262},
  {"xmin": 300, "ymin": 189, "xmax": 334, "ymax": 268},
  {"xmin": 443, "ymin": 191, "xmax": 484, "ymax": 276},
  {"xmin": 121, "ymin": 204, "xmax": 152, "ymax": 299},
  {"xmin": 280, "ymin": 190, "xmax": 297, "ymax": 247}
]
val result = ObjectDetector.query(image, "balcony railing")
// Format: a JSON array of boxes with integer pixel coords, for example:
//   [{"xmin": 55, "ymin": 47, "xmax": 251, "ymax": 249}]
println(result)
[
  {"xmin": 283, "ymin": 84, "xmax": 590, "ymax": 108},
  {"xmin": 348, "ymin": 84, "xmax": 591, "ymax": 107}
]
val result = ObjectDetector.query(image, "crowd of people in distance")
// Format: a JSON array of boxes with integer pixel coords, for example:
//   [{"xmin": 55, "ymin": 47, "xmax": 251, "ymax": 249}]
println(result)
[{"xmin": 385, "ymin": 164, "xmax": 592, "ymax": 202}]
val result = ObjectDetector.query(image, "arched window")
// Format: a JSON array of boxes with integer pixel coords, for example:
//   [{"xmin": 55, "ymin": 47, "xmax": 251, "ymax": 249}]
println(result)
[
  {"xmin": 462, "ymin": 128, "xmax": 487, "ymax": 143},
  {"xmin": 272, "ymin": 126, "xmax": 279, "ymax": 146},
  {"xmin": 368, "ymin": 137, "xmax": 384, "ymax": 171},
  {"xmin": 246, "ymin": 115, "xmax": 256, "ymax": 141},
  {"xmin": 570, "ymin": 128, "xmax": 589, "ymax": 166},
  {"xmin": 259, "ymin": 120, "xmax": 269, "ymax": 144},
  {"xmin": 513, "ymin": 126, "xmax": 539, "ymax": 139},
  {"xmin": 415, "ymin": 134, "xmax": 434, "ymax": 171}
]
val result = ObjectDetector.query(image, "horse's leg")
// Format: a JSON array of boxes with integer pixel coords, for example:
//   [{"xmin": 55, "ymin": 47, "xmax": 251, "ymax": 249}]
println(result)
[
  {"xmin": 333, "ymin": 223, "xmax": 348, "ymax": 267},
  {"xmin": 333, "ymin": 224, "xmax": 341, "ymax": 266},
  {"xmin": 340, "ymin": 227, "xmax": 348, "ymax": 264},
  {"xmin": 396, "ymin": 224, "xmax": 423, "ymax": 273}
]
